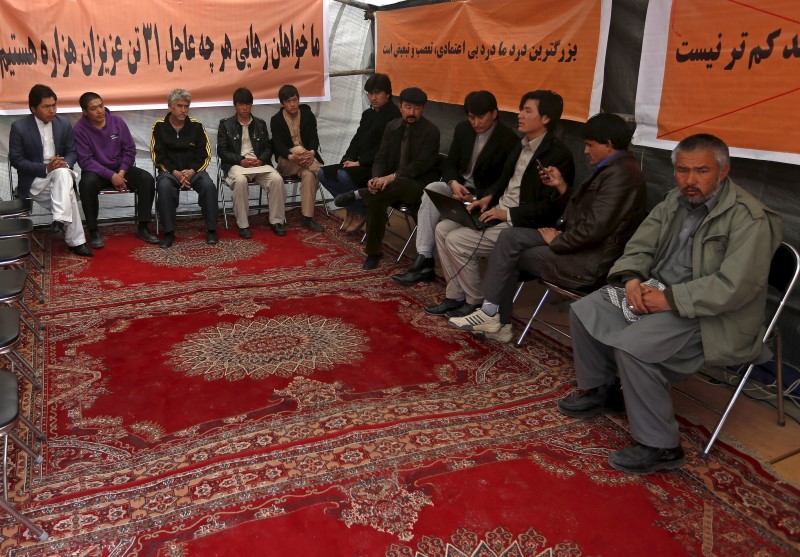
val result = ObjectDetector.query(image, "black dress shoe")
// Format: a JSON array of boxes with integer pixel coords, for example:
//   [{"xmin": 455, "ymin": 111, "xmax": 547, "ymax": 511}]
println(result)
[
  {"xmin": 301, "ymin": 217, "xmax": 324, "ymax": 232},
  {"xmin": 424, "ymin": 298, "xmax": 464, "ymax": 316},
  {"xmin": 445, "ymin": 303, "xmax": 481, "ymax": 318},
  {"xmin": 362, "ymin": 254, "xmax": 383, "ymax": 270},
  {"xmin": 392, "ymin": 255, "xmax": 435, "ymax": 285},
  {"xmin": 271, "ymin": 223, "xmax": 286, "ymax": 237},
  {"xmin": 159, "ymin": 232, "xmax": 175, "ymax": 249},
  {"xmin": 68, "ymin": 243, "xmax": 94, "ymax": 257},
  {"xmin": 88, "ymin": 230, "xmax": 104, "ymax": 249},
  {"xmin": 239, "ymin": 227, "xmax": 253, "ymax": 239},
  {"xmin": 334, "ymin": 191, "xmax": 356, "ymax": 207},
  {"xmin": 608, "ymin": 443, "xmax": 686, "ymax": 474},
  {"xmin": 50, "ymin": 220, "xmax": 65, "ymax": 234},
  {"xmin": 136, "ymin": 226, "xmax": 160, "ymax": 244},
  {"xmin": 206, "ymin": 231, "xmax": 219, "ymax": 245}
]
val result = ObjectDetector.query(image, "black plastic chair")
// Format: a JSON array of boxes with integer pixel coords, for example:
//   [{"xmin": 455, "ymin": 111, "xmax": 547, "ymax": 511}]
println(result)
[
  {"xmin": 0, "ymin": 368, "xmax": 47, "ymax": 541},
  {"xmin": 0, "ymin": 237, "xmax": 44, "ymax": 304},
  {"xmin": 702, "ymin": 241, "xmax": 799, "ymax": 458}
]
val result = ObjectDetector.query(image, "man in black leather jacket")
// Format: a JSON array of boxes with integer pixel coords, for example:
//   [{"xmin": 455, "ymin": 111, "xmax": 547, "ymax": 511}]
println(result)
[{"xmin": 218, "ymin": 87, "xmax": 286, "ymax": 238}]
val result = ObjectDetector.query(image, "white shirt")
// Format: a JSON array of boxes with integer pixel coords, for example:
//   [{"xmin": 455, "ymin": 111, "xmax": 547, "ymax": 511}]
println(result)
[{"xmin": 35, "ymin": 115, "xmax": 56, "ymax": 164}]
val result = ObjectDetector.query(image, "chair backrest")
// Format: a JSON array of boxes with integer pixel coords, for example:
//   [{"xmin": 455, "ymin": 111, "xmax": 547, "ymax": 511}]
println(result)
[{"xmin": 764, "ymin": 241, "xmax": 799, "ymax": 342}]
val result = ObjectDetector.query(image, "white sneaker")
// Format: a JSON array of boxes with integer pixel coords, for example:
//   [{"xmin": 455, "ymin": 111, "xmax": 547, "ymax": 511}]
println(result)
[
  {"xmin": 448, "ymin": 308, "xmax": 501, "ymax": 333},
  {"xmin": 477, "ymin": 323, "xmax": 513, "ymax": 343}
]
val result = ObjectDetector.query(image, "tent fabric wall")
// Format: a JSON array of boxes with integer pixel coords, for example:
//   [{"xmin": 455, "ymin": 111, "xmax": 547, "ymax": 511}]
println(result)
[{"xmin": 1, "ymin": 0, "xmax": 798, "ymax": 366}]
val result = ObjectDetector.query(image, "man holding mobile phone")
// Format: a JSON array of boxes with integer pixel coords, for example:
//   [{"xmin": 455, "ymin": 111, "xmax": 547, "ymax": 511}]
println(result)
[
  {"xmin": 9, "ymin": 84, "xmax": 93, "ymax": 256},
  {"xmin": 449, "ymin": 113, "xmax": 647, "ymax": 343},
  {"xmin": 425, "ymin": 90, "xmax": 575, "ymax": 318}
]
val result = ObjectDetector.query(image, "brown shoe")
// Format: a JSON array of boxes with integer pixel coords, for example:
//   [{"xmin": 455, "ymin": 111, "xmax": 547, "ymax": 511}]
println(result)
[
  {"xmin": 340, "ymin": 210, "xmax": 353, "ymax": 231},
  {"xmin": 346, "ymin": 213, "xmax": 366, "ymax": 233}
]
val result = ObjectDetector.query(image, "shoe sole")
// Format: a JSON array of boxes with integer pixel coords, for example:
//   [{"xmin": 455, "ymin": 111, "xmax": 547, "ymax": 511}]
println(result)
[
  {"xmin": 391, "ymin": 273, "xmax": 435, "ymax": 286},
  {"xmin": 473, "ymin": 328, "xmax": 513, "ymax": 343},
  {"xmin": 608, "ymin": 456, "xmax": 686, "ymax": 475},
  {"xmin": 557, "ymin": 404, "xmax": 627, "ymax": 418},
  {"xmin": 448, "ymin": 319, "xmax": 501, "ymax": 333}
]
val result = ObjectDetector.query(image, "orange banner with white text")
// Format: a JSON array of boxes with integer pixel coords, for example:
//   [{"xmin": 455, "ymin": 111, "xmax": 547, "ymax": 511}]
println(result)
[
  {"xmin": 376, "ymin": 0, "xmax": 609, "ymax": 122},
  {"xmin": 0, "ymin": 0, "xmax": 328, "ymax": 113},
  {"xmin": 634, "ymin": 0, "xmax": 800, "ymax": 163}
]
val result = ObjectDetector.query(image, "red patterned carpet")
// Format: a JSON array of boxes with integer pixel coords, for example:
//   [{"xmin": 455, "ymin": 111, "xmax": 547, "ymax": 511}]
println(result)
[{"xmin": 3, "ymin": 211, "xmax": 799, "ymax": 556}]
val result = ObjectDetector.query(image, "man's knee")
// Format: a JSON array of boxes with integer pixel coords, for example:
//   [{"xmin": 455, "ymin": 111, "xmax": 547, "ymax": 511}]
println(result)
[{"xmin": 229, "ymin": 176, "xmax": 247, "ymax": 191}]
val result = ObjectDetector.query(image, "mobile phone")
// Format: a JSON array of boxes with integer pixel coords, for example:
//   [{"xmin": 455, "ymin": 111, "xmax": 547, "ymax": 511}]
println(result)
[{"xmin": 535, "ymin": 158, "xmax": 551, "ymax": 180}]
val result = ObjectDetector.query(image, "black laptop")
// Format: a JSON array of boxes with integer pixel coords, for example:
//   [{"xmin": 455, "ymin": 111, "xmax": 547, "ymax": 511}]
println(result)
[{"xmin": 425, "ymin": 189, "xmax": 499, "ymax": 231}]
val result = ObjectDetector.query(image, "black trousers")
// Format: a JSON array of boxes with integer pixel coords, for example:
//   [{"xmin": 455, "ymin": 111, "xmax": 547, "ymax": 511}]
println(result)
[
  {"xmin": 156, "ymin": 171, "xmax": 218, "ymax": 233},
  {"xmin": 361, "ymin": 177, "xmax": 424, "ymax": 256},
  {"xmin": 79, "ymin": 167, "xmax": 155, "ymax": 230}
]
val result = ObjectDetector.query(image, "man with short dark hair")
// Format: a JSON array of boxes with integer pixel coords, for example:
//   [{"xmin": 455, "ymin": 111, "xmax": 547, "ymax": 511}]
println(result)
[
  {"xmin": 318, "ymin": 73, "xmax": 401, "ymax": 234},
  {"xmin": 9, "ymin": 84, "xmax": 92, "ymax": 256},
  {"xmin": 334, "ymin": 86, "xmax": 441, "ymax": 270},
  {"xmin": 218, "ymin": 87, "xmax": 286, "ymax": 238},
  {"xmin": 559, "ymin": 133, "xmax": 782, "ymax": 474},
  {"xmin": 73, "ymin": 91, "xmax": 159, "ymax": 248},
  {"xmin": 151, "ymin": 88, "xmax": 218, "ymax": 248},
  {"xmin": 270, "ymin": 84, "xmax": 325, "ymax": 232},
  {"xmin": 392, "ymin": 90, "xmax": 518, "ymax": 285},
  {"xmin": 449, "ymin": 113, "xmax": 646, "ymax": 342},
  {"xmin": 426, "ymin": 90, "xmax": 574, "ymax": 318}
]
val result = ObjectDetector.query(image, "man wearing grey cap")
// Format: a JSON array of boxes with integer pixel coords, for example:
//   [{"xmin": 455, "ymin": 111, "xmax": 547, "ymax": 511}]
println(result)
[{"xmin": 334, "ymin": 86, "xmax": 440, "ymax": 269}]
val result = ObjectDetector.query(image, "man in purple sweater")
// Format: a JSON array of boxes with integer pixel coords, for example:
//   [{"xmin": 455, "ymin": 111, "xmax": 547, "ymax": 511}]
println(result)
[{"xmin": 73, "ymin": 92, "xmax": 159, "ymax": 247}]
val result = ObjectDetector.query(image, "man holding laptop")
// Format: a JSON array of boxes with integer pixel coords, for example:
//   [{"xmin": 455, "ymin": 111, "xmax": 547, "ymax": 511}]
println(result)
[
  {"xmin": 426, "ymin": 90, "xmax": 574, "ymax": 319},
  {"xmin": 391, "ymin": 90, "xmax": 517, "ymax": 286}
]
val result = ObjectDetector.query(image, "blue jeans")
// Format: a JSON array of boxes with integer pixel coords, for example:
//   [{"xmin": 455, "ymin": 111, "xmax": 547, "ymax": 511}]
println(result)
[{"xmin": 317, "ymin": 168, "xmax": 366, "ymax": 215}]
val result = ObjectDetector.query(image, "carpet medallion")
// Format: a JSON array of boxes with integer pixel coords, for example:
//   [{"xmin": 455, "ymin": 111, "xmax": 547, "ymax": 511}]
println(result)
[{"xmin": 1, "ymin": 212, "xmax": 798, "ymax": 556}]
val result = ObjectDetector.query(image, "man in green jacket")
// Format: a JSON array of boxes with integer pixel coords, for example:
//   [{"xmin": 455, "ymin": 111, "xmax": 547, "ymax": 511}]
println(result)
[{"xmin": 559, "ymin": 133, "xmax": 783, "ymax": 474}]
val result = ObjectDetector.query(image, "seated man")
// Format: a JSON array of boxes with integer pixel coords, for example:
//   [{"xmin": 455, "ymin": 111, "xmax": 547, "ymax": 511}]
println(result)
[
  {"xmin": 559, "ymin": 133, "xmax": 782, "ymax": 474},
  {"xmin": 334, "ymin": 87, "xmax": 441, "ymax": 270},
  {"xmin": 9, "ymin": 84, "xmax": 92, "ymax": 256},
  {"xmin": 270, "ymin": 84, "xmax": 325, "ymax": 232},
  {"xmin": 426, "ymin": 90, "xmax": 574, "ymax": 318},
  {"xmin": 218, "ymin": 87, "xmax": 286, "ymax": 238},
  {"xmin": 151, "ymin": 88, "xmax": 219, "ymax": 248},
  {"xmin": 449, "ymin": 113, "xmax": 646, "ymax": 342},
  {"xmin": 392, "ymin": 90, "xmax": 518, "ymax": 286},
  {"xmin": 73, "ymin": 91, "xmax": 159, "ymax": 248},
  {"xmin": 317, "ymin": 73, "xmax": 401, "ymax": 234}
]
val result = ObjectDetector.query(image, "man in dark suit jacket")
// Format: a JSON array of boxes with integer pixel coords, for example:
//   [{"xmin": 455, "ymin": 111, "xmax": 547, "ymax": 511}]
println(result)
[
  {"xmin": 427, "ymin": 90, "xmax": 575, "ymax": 318},
  {"xmin": 270, "ymin": 84, "xmax": 325, "ymax": 232},
  {"xmin": 334, "ymin": 87, "xmax": 441, "ymax": 270},
  {"xmin": 9, "ymin": 84, "xmax": 92, "ymax": 256},
  {"xmin": 392, "ymin": 90, "xmax": 518, "ymax": 285}
]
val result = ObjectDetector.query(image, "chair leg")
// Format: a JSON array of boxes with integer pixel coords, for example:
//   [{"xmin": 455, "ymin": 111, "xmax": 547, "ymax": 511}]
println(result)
[
  {"xmin": 0, "ymin": 435, "xmax": 47, "ymax": 540},
  {"xmin": 18, "ymin": 415, "xmax": 46, "ymax": 443},
  {"xmin": 17, "ymin": 300, "xmax": 44, "ymax": 334},
  {"xmin": 22, "ymin": 269, "xmax": 45, "ymax": 304},
  {"xmin": 8, "ymin": 433, "xmax": 42, "ymax": 465},
  {"xmin": 7, "ymin": 353, "xmax": 41, "ymax": 391},
  {"xmin": 515, "ymin": 290, "xmax": 550, "ymax": 348},
  {"xmin": 512, "ymin": 282, "xmax": 525, "ymax": 304},
  {"xmin": 774, "ymin": 330, "xmax": 785, "ymax": 427},
  {"xmin": 702, "ymin": 363, "xmax": 756, "ymax": 458},
  {"xmin": 396, "ymin": 226, "xmax": 417, "ymax": 263}
]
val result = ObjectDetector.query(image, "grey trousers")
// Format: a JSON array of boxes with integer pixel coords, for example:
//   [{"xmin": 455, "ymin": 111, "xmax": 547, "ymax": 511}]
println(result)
[
  {"xmin": 435, "ymin": 219, "xmax": 510, "ymax": 305},
  {"xmin": 415, "ymin": 181, "xmax": 453, "ymax": 258},
  {"xmin": 569, "ymin": 290, "xmax": 704, "ymax": 448},
  {"xmin": 481, "ymin": 227, "xmax": 554, "ymax": 323}
]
